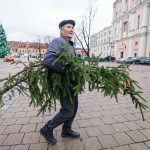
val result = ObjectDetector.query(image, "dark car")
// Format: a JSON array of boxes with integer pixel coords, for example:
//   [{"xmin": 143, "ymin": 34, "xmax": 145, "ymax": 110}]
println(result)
[
  {"xmin": 83, "ymin": 56, "xmax": 89, "ymax": 61},
  {"xmin": 131, "ymin": 57, "xmax": 144, "ymax": 64},
  {"xmin": 140, "ymin": 57, "xmax": 150, "ymax": 65},
  {"xmin": 100, "ymin": 56, "xmax": 115, "ymax": 62}
]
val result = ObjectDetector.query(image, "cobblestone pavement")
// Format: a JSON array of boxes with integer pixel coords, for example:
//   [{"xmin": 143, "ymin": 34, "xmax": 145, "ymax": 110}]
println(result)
[{"xmin": 0, "ymin": 62, "xmax": 150, "ymax": 150}]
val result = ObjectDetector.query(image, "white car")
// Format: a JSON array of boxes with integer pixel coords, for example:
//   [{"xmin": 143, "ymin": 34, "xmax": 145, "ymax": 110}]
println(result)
[{"xmin": 116, "ymin": 58, "xmax": 127, "ymax": 63}]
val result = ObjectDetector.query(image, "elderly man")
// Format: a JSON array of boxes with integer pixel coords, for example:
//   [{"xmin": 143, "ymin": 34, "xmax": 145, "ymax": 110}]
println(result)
[{"xmin": 40, "ymin": 20, "xmax": 80, "ymax": 145}]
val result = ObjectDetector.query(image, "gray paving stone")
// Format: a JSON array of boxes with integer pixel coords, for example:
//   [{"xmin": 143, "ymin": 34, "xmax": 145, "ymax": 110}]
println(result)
[
  {"xmin": 1, "ymin": 113, "xmax": 15, "ymax": 119},
  {"xmin": 2, "ymin": 118, "xmax": 17, "ymax": 126},
  {"xmin": 102, "ymin": 116, "xmax": 116, "ymax": 124},
  {"xmin": 98, "ymin": 135, "xmax": 119, "ymax": 148},
  {"xmin": 85, "ymin": 126, "xmax": 102, "ymax": 136},
  {"xmin": 113, "ymin": 115, "xmax": 127, "ymax": 123},
  {"xmin": 123, "ymin": 114, "xmax": 138, "ymax": 121},
  {"xmin": 0, "ymin": 126, "xmax": 7, "ymax": 134},
  {"xmin": 126, "ymin": 130, "xmax": 148, "ymax": 142},
  {"xmin": 89, "ymin": 118, "xmax": 104, "ymax": 126},
  {"xmin": 29, "ymin": 143, "xmax": 48, "ymax": 150},
  {"xmin": 0, "ymin": 146, "xmax": 10, "ymax": 150},
  {"xmin": 112, "ymin": 145, "xmax": 131, "ymax": 150},
  {"xmin": 29, "ymin": 117, "xmax": 43, "ymax": 124},
  {"xmin": 14, "ymin": 112, "xmax": 27, "ymax": 118},
  {"xmin": 113, "ymin": 132, "xmax": 133, "ymax": 145},
  {"xmin": 145, "ymin": 141, "xmax": 150, "ymax": 149},
  {"xmin": 99, "ymin": 125, "xmax": 116, "ymax": 134},
  {"xmin": 10, "ymin": 145, "xmax": 29, "ymax": 150},
  {"xmin": 140, "ymin": 129, "xmax": 150, "ymax": 139},
  {"xmin": 48, "ymin": 141, "xmax": 66, "ymax": 150},
  {"xmin": 15, "ymin": 118, "xmax": 30, "ymax": 125},
  {"xmin": 136, "ymin": 120, "xmax": 150, "ymax": 129},
  {"xmin": 129, "ymin": 143, "xmax": 149, "ymax": 150},
  {"xmin": 124, "ymin": 121, "xmax": 141, "ymax": 130},
  {"xmin": 0, "ymin": 135, "xmax": 7, "ymax": 145},
  {"xmin": 20, "ymin": 124, "xmax": 37, "ymax": 133},
  {"xmin": 112, "ymin": 123, "xmax": 129, "ymax": 132},
  {"xmin": 82, "ymin": 137, "xmax": 102, "ymax": 150},
  {"xmin": 22, "ymin": 132, "xmax": 40, "ymax": 144},
  {"xmin": 78, "ymin": 119, "xmax": 92, "ymax": 127},
  {"xmin": 66, "ymin": 140, "xmax": 84, "ymax": 150},
  {"xmin": 3, "ymin": 125, "xmax": 22, "ymax": 134},
  {"xmin": 3, "ymin": 133, "xmax": 24, "ymax": 145}
]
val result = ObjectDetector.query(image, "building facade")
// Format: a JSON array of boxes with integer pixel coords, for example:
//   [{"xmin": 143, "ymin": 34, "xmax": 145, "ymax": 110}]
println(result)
[
  {"xmin": 112, "ymin": 0, "xmax": 150, "ymax": 58},
  {"xmin": 9, "ymin": 41, "xmax": 48, "ymax": 57},
  {"xmin": 9, "ymin": 41, "xmax": 86, "ymax": 58},
  {"xmin": 90, "ymin": 26, "xmax": 112, "ymax": 57}
]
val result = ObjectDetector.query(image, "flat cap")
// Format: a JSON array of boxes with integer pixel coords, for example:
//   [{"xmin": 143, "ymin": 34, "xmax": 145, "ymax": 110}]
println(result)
[{"xmin": 59, "ymin": 19, "xmax": 75, "ymax": 28}]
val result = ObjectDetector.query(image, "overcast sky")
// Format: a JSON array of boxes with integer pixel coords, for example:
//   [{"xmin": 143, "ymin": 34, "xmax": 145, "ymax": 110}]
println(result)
[{"xmin": 0, "ymin": 0, "xmax": 115, "ymax": 42}]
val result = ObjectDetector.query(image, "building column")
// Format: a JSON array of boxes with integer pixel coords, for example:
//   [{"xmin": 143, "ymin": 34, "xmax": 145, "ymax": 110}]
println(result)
[
  {"xmin": 141, "ymin": 3, "xmax": 149, "ymax": 32},
  {"xmin": 139, "ymin": 34, "xmax": 147, "ymax": 57},
  {"xmin": 128, "ymin": 38, "xmax": 132, "ymax": 57}
]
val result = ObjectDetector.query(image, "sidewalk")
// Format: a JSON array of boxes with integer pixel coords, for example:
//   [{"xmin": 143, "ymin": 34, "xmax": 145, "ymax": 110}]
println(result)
[{"xmin": 0, "ymin": 64, "xmax": 150, "ymax": 150}]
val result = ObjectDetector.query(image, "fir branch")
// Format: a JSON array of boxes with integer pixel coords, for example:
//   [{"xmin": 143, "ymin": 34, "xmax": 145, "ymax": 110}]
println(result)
[{"xmin": 0, "ymin": 49, "xmax": 148, "ymax": 121}]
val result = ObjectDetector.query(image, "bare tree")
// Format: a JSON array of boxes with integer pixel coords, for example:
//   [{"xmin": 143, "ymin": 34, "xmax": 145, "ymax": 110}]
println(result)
[
  {"xmin": 43, "ymin": 35, "xmax": 53, "ymax": 46},
  {"xmin": 75, "ymin": 0, "xmax": 97, "ymax": 57}
]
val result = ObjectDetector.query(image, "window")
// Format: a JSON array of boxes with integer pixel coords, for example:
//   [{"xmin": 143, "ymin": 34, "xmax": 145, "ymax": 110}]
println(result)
[
  {"xmin": 116, "ymin": 12, "xmax": 118, "ymax": 19},
  {"xmin": 125, "ymin": 0, "xmax": 129, "ymax": 12},
  {"xmin": 137, "ymin": 15, "xmax": 140, "ymax": 29},
  {"xmin": 135, "ymin": 42, "xmax": 138, "ymax": 46},
  {"xmin": 123, "ymin": 21, "xmax": 128, "ymax": 32},
  {"xmin": 134, "ymin": 53, "xmax": 137, "ymax": 57}
]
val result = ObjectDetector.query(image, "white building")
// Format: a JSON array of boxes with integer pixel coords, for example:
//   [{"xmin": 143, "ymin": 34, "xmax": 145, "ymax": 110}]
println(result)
[{"xmin": 90, "ymin": 26, "xmax": 113, "ymax": 57}]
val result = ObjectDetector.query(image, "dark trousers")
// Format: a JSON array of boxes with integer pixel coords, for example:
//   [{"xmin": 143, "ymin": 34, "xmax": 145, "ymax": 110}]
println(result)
[{"xmin": 46, "ymin": 95, "xmax": 78, "ymax": 131}]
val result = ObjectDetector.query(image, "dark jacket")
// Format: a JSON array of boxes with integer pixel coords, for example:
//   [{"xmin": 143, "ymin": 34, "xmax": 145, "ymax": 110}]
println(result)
[{"xmin": 44, "ymin": 36, "xmax": 76, "ymax": 73}]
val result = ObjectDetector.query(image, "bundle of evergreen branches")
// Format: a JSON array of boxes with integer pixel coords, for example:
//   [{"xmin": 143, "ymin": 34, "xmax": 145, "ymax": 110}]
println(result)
[{"xmin": 0, "ymin": 50, "xmax": 148, "ymax": 120}]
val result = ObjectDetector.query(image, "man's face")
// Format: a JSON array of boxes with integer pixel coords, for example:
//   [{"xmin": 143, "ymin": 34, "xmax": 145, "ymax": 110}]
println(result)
[{"xmin": 60, "ymin": 24, "xmax": 74, "ymax": 38}]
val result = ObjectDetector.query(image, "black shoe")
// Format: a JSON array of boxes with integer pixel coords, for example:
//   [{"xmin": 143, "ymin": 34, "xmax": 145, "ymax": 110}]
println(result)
[
  {"xmin": 40, "ymin": 127, "xmax": 57, "ymax": 145},
  {"xmin": 61, "ymin": 129, "xmax": 80, "ymax": 138}
]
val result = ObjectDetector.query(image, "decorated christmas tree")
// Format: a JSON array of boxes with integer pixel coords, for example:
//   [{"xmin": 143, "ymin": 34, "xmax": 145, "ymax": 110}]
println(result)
[{"xmin": 0, "ymin": 22, "xmax": 10, "ymax": 58}]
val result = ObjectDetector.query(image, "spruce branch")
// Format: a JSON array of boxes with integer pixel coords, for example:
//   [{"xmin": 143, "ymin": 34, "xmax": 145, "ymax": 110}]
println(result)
[{"xmin": 0, "ymin": 49, "xmax": 148, "ymax": 120}]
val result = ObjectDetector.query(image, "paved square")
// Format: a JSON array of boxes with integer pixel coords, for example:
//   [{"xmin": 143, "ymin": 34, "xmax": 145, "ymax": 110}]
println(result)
[{"xmin": 0, "ymin": 62, "xmax": 150, "ymax": 149}]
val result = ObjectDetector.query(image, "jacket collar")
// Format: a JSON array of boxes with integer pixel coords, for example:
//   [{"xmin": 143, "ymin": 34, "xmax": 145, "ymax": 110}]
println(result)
[{"xmin": 61, "ymin": 35, "xmax": 75, "ymax": 46}]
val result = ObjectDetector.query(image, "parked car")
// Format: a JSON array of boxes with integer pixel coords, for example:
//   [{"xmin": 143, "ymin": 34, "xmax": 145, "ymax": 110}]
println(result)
[
  {"xmin": 124, "ymin": 57, "xmax": 133, "ymax": 64},
  {"xmin": 101, "ymin": 56, "xmax": 115, "ymax": 62},
  {"xmin": 3, "ymin": 56, "xmax": 14, "ymax": 62},
  {"xmin": 83, "ymin": 56, "xmax": 89, "ymax": 61},
  {"xmin": 131, "ymin": 57, "xmax": 142, "ymax": 64},
  {"xmin": 116, "ymin": 58, "xmax": 127, "ymax": 63},
  {"xmin": 140, "ymin": 57, "xmax": 150, "ymax": 65}
]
